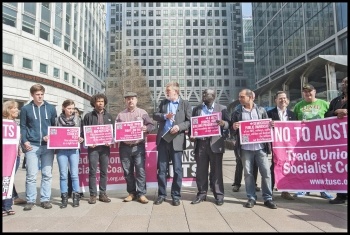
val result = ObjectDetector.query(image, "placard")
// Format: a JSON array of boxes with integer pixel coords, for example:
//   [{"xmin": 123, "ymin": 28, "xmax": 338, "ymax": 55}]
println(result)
[
  {"xmin": 47, "ymin": 126, "xmax": 80, "ymax": 149},
  {"xmin": 84, "ymin": 124, "xmax": 113, "ymax": 146},
  {"xmin": 115, "ymin": 121, "xmax": 143, "ymax": 142},
  {"xmin": 239, "ymin": 119, "xmax": 272, "ymax": 144},
  {"xmin": 190, "ymin": 112, "xmax": 221, "ymax": 138}
]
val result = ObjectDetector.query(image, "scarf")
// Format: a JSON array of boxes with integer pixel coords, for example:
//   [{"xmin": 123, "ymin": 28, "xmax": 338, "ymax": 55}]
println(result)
[{"xmin": 58, "ymin": 113, "xmax": 75, "ymax": 126}]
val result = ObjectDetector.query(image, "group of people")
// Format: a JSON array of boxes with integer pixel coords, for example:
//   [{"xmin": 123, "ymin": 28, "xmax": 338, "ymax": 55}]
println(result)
[{"xmin": 3, "ymin": 78, "xmax": 347, "ymax": 215}]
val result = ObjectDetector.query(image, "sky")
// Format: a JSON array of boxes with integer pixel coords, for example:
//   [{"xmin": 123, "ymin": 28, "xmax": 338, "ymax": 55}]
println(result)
[{"xmin": 242, "ymin": 3, "xmax": 252, "ymax": 17}]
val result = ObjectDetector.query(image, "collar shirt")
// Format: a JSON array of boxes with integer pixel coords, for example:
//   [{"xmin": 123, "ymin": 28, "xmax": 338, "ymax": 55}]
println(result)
[
  {"xmin": 163, "ymin": 98, "xmax": 180, "ymax": 134},
  {"xmin": 241, "ymin": 104, "xmax": 264, "ymax": 151},
  {"xmin": 201, "ymin": 102, "xmax": 215, "ymax": 116},
  {"xmin": 277, "ymin": 107, "xmax": 288, "ymax": 121}
]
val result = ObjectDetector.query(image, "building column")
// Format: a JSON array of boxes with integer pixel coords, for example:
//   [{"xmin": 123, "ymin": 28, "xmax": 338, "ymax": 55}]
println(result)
[{"xmin": 325, "ymin": 63, "xmax": 338, "ymax": 101}]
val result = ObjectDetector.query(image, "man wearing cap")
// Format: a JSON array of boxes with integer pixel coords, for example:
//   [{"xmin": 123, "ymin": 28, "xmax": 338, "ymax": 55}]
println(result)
[
  {"xmin": 116, "ymin": 91, "xmax": 155, "ymax": 204},
  {"xmin": 293, "ymin": 83, "xmax": 333, "ymax": 199}
]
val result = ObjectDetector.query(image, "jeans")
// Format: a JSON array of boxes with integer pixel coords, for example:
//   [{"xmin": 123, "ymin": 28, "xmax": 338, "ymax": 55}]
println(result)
[
  {"xmin": 88, "ymin": 146, "xmax": 110, "ymax": 196},
  {"xmin": 2, "ymin": 156, "xmax": 21, "ymax": 211},
  {"xmin": 25, "ymin": 145, "xmax": 54, "ymax": 203},
  {"xmin": 241, "ymin": 149, "xmax": 273, "ymax": 202},
  {"xmin": 119, "ymin": 143, "xmax": 146, "ymax": 197},
  {"xmin": 157, "ymin": 139, "xmax": 183, "ymax": 200},
  {"xmin": 57, "ymin": 149, "xmax": 80, "ymax": 194}
]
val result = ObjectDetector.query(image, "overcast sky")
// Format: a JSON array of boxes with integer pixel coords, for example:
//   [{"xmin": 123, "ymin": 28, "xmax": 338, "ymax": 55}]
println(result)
[{"xmin": 242, "ymin": 3, "xmax": 252, "ymax": 17}]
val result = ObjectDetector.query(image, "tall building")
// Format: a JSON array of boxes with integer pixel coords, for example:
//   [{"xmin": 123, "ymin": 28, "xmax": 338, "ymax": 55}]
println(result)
[
  {"xmin": 3, "ymin": 3, "xmax": 107, "ymax": 114},
  {"xmin": 252, "ymin": 3, "xmax": 347, "ymax": 107},
  {"xmin": 106, "ymin": 2, "xmax": 245, "ymax": 108},
  {"xmin": 242, "ymin": 16, "xmax": 255, "ymax": 89}
]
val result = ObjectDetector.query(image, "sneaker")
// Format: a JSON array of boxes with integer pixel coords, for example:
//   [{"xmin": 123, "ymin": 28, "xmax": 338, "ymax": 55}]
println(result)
[
  {"xmin": 281, "ymin": 192, "xmax": 294, "ymax": 200},
  {"xmin": 294, "ymin": 192, "xmax": 306, "ymax": 197},
  {"xmin": 138, "ymin": 195, "xmax": 149, "ymax": 204},
  {"xmin": 232, "ymin": 185, "xmax": 240, "ymax": 192},
  {"xmin": 40, "ymin": 201, "xmax": 52, "ymax": 209},
  {"xmin": 320, "ymin": 192, "xmax": 333, "ymax": 199},
  {"xmin": 23, "ymin": 203, "xmax": 35, "ymax": 211},
  {"xmin": 13, "ymin": 197, "xmax": 27, "ymax": 205},
  {"xmin": 88, "ymin": 195, "xmax": 97, "ymax": 204},
  {"xmin": 244, "ymin": 199, "xmax": 256, "ymax": 208},
  {"xmin": 329, "ymin": 196, "xmax": 346, "ymax": 204},
  {"xmin": 264, "ymin": 200, "xmax": 277, "ymax": 209},
  {"xmin": 99, "ymin": 193, "xmax": 111, "ymax": 203},
  {"xmin": 123, "ymin": 194, "xmax": 136, "ymax": 202}
]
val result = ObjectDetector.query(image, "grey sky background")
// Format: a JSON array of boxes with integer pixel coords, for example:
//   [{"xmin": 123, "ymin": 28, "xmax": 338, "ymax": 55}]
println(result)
[{"xmin": 242, "ymin": 3, "xmax": 252, "ymax": 17}]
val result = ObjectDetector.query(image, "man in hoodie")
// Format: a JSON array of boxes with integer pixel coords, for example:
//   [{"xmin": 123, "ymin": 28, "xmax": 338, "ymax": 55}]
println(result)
[{"xmin": 20, "ymin": 84, "xmax": 57, "ymax": 211}]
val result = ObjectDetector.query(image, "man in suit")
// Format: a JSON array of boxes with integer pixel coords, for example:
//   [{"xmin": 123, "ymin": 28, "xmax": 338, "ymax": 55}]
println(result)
[
  {"xmin": 267, "ymin": 91, "xmax": 297, "ymax": 200},
  {"xmin": 189, "ymin": 89, "xmax": 230, "ymax": 206},
  {"xmin": 153, "ymin": 81, "xmax": 192, "ymax": 206},
  {"xmin": 325, "ymin": 77, "xmax": 348, "ymax": 204}
]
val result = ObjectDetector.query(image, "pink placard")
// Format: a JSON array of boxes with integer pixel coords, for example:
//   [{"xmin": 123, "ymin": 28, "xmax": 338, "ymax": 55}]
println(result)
[
  {"xmin": 239, "ymin": 119, "xmax": 273, "ymax": 144},
  {"xmin": 115, "ymin": 121, "xmax": 143, "ymax": 142},
  {"xmin": 272, "ymin": 116, "xmax": 347, "ymax": 192},
  {"xmin": 83, "ymin": 124, "xmax": 113, "ymax": 146},
  {"xmin": 47, "ymin": 127, "xmax": 80, "ymax": 149},
  {"xmin": 190, "ymin": 113, "xmax": 221, "ymax": 138}
]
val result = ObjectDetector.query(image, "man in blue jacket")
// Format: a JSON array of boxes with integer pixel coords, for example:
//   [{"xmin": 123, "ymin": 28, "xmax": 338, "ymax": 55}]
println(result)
[{"xmin": 20, "ymin": 84, "xmax": 57, "ymax": 210}]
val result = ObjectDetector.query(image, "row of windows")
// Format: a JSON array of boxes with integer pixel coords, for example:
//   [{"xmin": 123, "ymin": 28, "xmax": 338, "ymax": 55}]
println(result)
[
  {"xmin": 123, "ymin": 68, "xmax": 230, "ymax": 77},
  {"xmin": 147, "ymin": 78, "xmax": 230, "ymax": 88},
  {"xmin": 124, "ymin": 38, "xmax": 229, "ymax": 47},
  {"xmin": 124, "ymin": 28, "xmax": 228, "ymax": 38},
  {"xmin": 119, "ymin": 19, "xmax": 228, "ymax": 27},
  {"xmin": 113, "ymin": 58, "xmax": 230, "ymax": 67},
  {"xmin": 3, "ymin": 52, "xmax": 96, "ymax": 95},
  {"xmin": 123, "ymin": 3, "xmax": 227, "ymax": 8},
  {"xmin": 125, "ymin": 9, "xmax": 227, "ymax": 17},
  {"xmin": 124, "ymin": 48, "xmax": 229, "ymax": 57}
]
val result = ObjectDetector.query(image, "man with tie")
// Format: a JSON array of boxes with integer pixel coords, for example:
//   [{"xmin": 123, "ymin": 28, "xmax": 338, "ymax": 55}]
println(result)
[
  {"xmin": 153, "ymin": 81, "xmax": 192, "ymax": 206},
  {"xmin": 267, "ymin": 91, "xmax": 297, "ymax": 200},
  {"xmin": 189, "ymin": 89, "xmax": 231, "ymax": 206}
]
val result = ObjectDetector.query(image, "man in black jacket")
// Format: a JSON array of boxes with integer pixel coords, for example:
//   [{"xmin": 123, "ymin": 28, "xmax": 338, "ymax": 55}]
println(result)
[
  {"xmin": 325, "ymin": 77, "xmax": 348, "ymax": 204},
  {"xmin": 83, "ymin": 94, "xmax": 114, "ymax": 204}
]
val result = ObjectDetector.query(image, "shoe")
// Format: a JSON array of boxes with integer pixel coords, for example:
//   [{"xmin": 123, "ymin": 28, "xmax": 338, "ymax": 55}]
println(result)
[
  {"xmin": 23, "ymin": 203, "xmax": 35, "ymax": 211},
  {"xmin": 255, "ymin": 186, "xmax": 261, "ymax": 192},
  {"xmin": 329, "ymin": 196, "xmax": 346, "ymax": 204},
  {"xmin": 138, "ymin": 195, "xmax": 149, "ymax": 204},
  {"xmin": 172, "ymin": 199, "xmax": 180, "ymax": 206},
  {"xmin": 264, "ymin": 200, "xmax": 277, "ymax": 209},
  {"xmin": 191, "ymin": 196, "xmax": 206, "ymax": 204},
  {"xmin": 215, "ymin": 199, "xmax": 224, "ymax": 206},
  {"xmin": 40, "ymin": 201, "xmax": 52, "ymax": 209},
  {"xmin": 79, "ymin": 193, "xmax": 84, "ymax": 198},
  {"xmin": 281, "ymin": 192, "xmax": 294, "ymax": 200},
  {"xmin": 294, "ymin": 192, "xmax": 306, "ymax": 197},
  {"xmin": 320, "ymin": 192, "xmax": 333, "ymax": 199},
  {"xmin": 244, "ymin": 199, "xmax": 256, "ymax": 208},
  {"xmin": 154, "ymin": 196, "xmax": 165, "ymax": 205},
  {"xmin": 124, "ymin": 194, "xmax": 136, "ymax": 202},
  {"xmin": 3, "ymin": 210, "xmax": 15, "ymax": 216},
  {"xmin": 232, "ymin": 185, "xmax": 240, "ymax": 192},
  {"xmin": 99, "ymin": 193, "xmax": 111, "ymax": 203},
  {"xmin": 13, "ymin": 197, "xmax": 27, "ymax": 205},
  {"xmin": 88, "ymin": 195, "xmax": 97, "ymax": 204}
]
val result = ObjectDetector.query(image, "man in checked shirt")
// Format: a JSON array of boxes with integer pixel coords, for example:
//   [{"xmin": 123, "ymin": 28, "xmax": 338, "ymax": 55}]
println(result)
[{"xmin": 116, "ymin": 91, "xmax": 155, "ymax": 204}]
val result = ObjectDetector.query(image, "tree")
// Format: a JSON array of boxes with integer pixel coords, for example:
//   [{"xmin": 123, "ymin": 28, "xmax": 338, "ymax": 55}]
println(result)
[{"xmin": 106, "ymin": 57, "xmax": 154, "ymax": 120}]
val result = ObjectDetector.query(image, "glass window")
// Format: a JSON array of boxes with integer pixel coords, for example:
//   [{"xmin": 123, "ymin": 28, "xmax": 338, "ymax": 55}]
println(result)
[
  {"xmin": 3, "ymin": 52, "xmax": 13, "ymax": 65},
  {"xmin": 41, "ymin": 3, "xmax": 51, "ymax": 24},
  {"xmin": 53, "ymin": 67, "xmax": 60, "ymax": 78},
  {"xmin": 23, "ymin": 58, "xmax": 32, "ymax": 69},
  {"xmin": 40, "ymin": 23, "xmax": 50, "ymax": 41},
  {"xmin": 40, "ymin": 63, "xmax": 48, "ymax": 74},
  {"xmin": 22, "ymin": 15, "xmax": 35, "ymax": 34},
  {"xmin": 72, "ymin": 76, "xmax": 76, "ymax": 85},
  {"xmin": 3, "ymin": 6, "xmax": 17, "ymax": 27},
  {"xmin": 64, "ymin": 36, "xmax": 70, "ymax": 51},
  {"xmin": 64, "ymin": 72, "xmax": 69, "ymax": 82},
  {"xmin": 53, "ymin": 30, "xmax": 61, "ymax": 46},
  {"xmin": 202, "ymin": 79, "xmax": 207, "ymax": 86}
]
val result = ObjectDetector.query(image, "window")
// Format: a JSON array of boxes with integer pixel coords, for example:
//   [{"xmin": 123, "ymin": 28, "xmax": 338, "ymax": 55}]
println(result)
[
  {"xmin": 64, "ymin": 36, "xmax": 70, "ymax": 51},
  {"xmin": 53, "ymin": 67, "xmax": 60, "ymax": 78},
  {"xmin": 72, "ymin": 76, "xmax": 76, "ymax": 85},
  {"xmin": 3, "ymin": 6, "xmax": 17, "ymax": 27},
  {"xmin": 22, "ymin": 15, "xmax": 35, "ymax": 34},
  {"xmin": 3, "ymin": 53, "xmax": 13, "ymax": 65},
  {"xmin": 23, "ymin": 58, "xmax": 32, "ymax": 69},
  {"xmin": 40, "ymin": 23, "xmax": 50, "ymax": 41},
  {"xmin": 53, "ymin": 30, "xmax": 61, "ymax": 46},
  {"xmin": 64, "ymin": 72, "xmax": 69, "ymax": 82},
  {"xmin": 40, "ymin": 63, "xmax": 48, "ymax": 74},
  {"xmin": 78, "ymin": 79, "xmax": 81, "ymax": 87}
]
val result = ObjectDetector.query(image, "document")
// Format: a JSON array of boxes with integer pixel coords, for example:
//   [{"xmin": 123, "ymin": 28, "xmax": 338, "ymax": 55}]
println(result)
[{"xmin": 161, "ymin": 128, "xmax": 177, "ymax": 143}]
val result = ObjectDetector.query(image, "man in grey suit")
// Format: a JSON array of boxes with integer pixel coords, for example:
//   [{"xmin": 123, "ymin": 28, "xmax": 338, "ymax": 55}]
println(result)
[
  {"xmin": 189, "ymin": 89, "xmax": 230, "ymax": 206},
  {"xmin": 153, "ymin": 81, "xmax": 192, "ymax": 206}
]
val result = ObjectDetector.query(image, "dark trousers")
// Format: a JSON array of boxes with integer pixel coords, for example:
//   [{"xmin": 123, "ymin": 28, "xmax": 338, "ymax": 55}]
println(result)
[
  {"xmin": 195, "ymin": 140, "xmax": 224, "ymax": 200},
  {"xmin": 233, "ymin": 148, "xmax": 258, "ymax": 187},
  {"xmin": 88, "ymin": 146, "xmax": 110, "ymax": 196},
  {"xmin": 157, "ymin": 139, "xmax": 183, "ymax": 200},
  {"xmin": 119, "ymin": 143, "xmax": 147, "ymax": 197}
]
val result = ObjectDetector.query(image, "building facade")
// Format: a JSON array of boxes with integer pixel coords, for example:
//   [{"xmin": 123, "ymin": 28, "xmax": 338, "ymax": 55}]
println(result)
[
  {"xmin": 252, "ymin": 2, "xmax": 348, "ymax": 107},
  {"xmin": 243, "ymin": 16, "xmax": 255, "ymax": 90},
  {"xmin": 106, "ymin": 2, "xmax": 245, "ymax": 108},
  {"xmin": 3, "ymin": 3, "xmax": 107, "ymax": 114}
]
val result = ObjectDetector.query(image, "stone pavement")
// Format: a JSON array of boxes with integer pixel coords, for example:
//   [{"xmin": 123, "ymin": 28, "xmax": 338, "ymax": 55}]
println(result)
[{"xmin": 2, "ymin": 150, "xmax": 347, "ymax": 232}]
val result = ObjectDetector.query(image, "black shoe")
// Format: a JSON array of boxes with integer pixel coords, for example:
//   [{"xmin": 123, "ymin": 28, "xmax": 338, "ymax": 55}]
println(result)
[
  {"xmin": 191, "ymin": 196, "xmax": 206, "ymax": 204},
  {"xmin": 329, "ymin": 197, "xmax": 346, "ymax": 204},
  {"xmin": 215, "ymin": 199, "xmax": 224, "ymax": 206},
  {"xmin": 40, "ymin": 201, "xmax": 52, "ymax": 209},
  {"xmin": 154, "ymin": 196, "xmax": 165, "ymax": 205},
  {"xmin": 264, "ymin": 200, "xmax": 277, "ymax": 209},
  {"xmin": 79, "ymin": 193, "xmax": 84, "ymax": 198},
  {"xmin": 172, "ymin": 199, "xmax": 180, "ymax": 206},
  {"xmin": 245, "ymin": 199, "xmax": 256, "ymax": 208},
  {"xmin": 23, "ymin": 203, "xmax": 35, "ymax": 211}
]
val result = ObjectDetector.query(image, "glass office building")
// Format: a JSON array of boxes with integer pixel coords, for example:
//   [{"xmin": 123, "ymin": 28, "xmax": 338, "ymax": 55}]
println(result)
[{"xmin": 3, "ymin": 3, "xmax": 107, "ymax": 113}]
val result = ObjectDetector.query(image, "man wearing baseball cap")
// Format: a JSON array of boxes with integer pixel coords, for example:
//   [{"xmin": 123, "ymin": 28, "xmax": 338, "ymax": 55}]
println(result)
[{"xmin": 293, "ymin": 83, "xmax": 333, "ymax": 199}]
